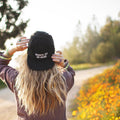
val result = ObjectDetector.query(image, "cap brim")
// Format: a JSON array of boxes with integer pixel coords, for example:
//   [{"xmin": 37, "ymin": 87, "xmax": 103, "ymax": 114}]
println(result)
[{"xmin": 27, "ymin": 55, "xmax": 55, "ymax": 71}]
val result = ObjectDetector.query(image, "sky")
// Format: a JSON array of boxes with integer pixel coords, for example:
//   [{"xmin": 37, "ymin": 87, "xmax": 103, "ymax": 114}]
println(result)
[{"xmin": 19, "ymin": 0, "xmax": 120, "ymax": 50}]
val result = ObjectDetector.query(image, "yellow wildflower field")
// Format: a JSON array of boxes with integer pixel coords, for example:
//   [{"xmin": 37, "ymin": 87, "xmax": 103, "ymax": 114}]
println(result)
[{"xmin": 71, "ymin": 61, "xmax": 120, "ymax": 120}]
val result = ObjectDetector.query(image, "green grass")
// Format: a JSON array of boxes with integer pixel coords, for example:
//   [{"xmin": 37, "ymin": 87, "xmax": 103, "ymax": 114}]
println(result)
[
  {"xmin": 0, "ymin": 80, "xmax": 6, "ymax": 89},
  {"xmin": 71, "ymin": 61, "xmax": 116, "ymax": 71}
]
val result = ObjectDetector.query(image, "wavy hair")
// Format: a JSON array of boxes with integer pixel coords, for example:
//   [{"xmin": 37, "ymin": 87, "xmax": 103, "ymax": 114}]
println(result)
[{"xmin": 15, "ymin": 51, "xmax": 67, "ymax": 115}]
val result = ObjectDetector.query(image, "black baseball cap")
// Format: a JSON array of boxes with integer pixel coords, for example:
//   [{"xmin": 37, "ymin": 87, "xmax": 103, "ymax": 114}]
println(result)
[{"xmin": 27, "ymin": 31, "xmax": 55, "ymax": 71}]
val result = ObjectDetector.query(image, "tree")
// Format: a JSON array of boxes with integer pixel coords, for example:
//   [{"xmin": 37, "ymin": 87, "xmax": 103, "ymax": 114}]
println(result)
[
  {"xmin": 118, "ymin": 11, "xmax": 120, "ymax": 19},
  {"xmin": 63, "ymin": 37, "xmax": 84, "ymax": 64},
  {"xmin": 74, "ymin": 20, "xmax": 82, "ymax": 39},
  {"xmin": 0, "ymin": 0, "xmax": 29, "ymax": 49},
  {"xmin": 100, "ymin": 17, "xmax": 120, "ymax": 58},
  {"xmin": 81, "ymin": 24, "xmax": 101, "ymax": 62},
  {"xmin": 62, "ymin": 20, "xmax": 84, "ymax": 64},
  {"xmin": 90, "ymin": 42, "xmax": 115, "ymax": 63}
]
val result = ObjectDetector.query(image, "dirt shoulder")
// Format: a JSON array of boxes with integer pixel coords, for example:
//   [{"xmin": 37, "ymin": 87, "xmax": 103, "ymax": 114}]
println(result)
[{"xmin": 0, "ymin": 88, "xmax": 17, "ymax": 120}]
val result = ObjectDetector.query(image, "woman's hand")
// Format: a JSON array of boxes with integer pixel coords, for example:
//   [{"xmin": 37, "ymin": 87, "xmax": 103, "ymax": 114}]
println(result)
[
  {"xmin": 3, "ymin": 37, "xmax": 29, "ymax": 58},
  {"xmin": 15, "ymin": 37, "xmax": 29, "ymax": 51},
  {"xmin": 51, "ymin": 51, "xmax": 65, "ymax": 67}
]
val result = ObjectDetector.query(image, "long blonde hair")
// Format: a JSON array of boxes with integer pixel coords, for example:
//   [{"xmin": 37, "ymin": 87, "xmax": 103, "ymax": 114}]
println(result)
[{"xmin": 15, "ymin": 51, "xmax": 67, "ymax": 115}]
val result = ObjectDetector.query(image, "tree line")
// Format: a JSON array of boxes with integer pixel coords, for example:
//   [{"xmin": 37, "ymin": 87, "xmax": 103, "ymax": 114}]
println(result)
[{"xmin": 63, "ymin": 13, "xmax": 120, "ymax": 64}]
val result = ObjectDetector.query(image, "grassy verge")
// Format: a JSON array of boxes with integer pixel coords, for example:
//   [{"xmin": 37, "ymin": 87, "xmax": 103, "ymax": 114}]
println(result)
[
  {"xmin": 0, "ymin": 80, "xmax": 6, "ymax": 89},
  {"xmin": 70, "ymin": 61, "xmax": 120, "ymax": 120},
  {"xmin": 71, "ymin": 61, "xmax": 116, "ymax": 71}
]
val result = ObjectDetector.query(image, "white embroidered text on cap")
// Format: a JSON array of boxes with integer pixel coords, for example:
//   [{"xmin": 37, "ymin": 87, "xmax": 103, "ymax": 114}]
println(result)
[{"xmin": 35, "ymin": 52, "xmax": 48, "ymax": 59}]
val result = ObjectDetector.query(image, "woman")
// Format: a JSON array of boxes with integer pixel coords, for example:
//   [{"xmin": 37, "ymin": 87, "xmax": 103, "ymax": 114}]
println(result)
[{"xmin": 0, "ymin": 31, "xmax": 75, "ymax": 120}]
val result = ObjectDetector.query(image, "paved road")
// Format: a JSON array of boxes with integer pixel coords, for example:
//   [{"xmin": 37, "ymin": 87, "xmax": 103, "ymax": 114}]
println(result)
[{"xmin": 0, "ymin": 65, "xmax": 113, "ymax": 120}]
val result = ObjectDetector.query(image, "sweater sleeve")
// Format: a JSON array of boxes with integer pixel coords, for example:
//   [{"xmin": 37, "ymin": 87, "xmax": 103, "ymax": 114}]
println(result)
[
  {"xmin": 0, "ymin": 52, "xmax": 18, "ymax": 92},
  {"xmin": 62, "ymin": 62, "xmax": 75, "ymax": 93}
]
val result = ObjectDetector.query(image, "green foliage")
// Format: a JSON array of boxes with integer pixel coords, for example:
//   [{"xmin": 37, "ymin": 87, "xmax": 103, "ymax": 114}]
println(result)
[
  {"xmin": 100, "ymin": 19, "xmax": 120, "ymax": 57},
  {"xmin": 63, "ymin": 37, "xmax": 84, "ymax": 64},
  {"xmin": 0, "ymin": 80, "xmax": 6, "ymax": 89},
  {"xmin": 0, "ymin": 0, "xmax": 29, "ymax": 49},
  {"xmin": 71, "ymin": 61, "xmax": 115, "ymax": 71},
  {"xmin": 63, "ymin": 12, "xmax": 120, "ymax": 64},
  {"xmin": 81, "ymin": 25, "xmax": 101, "ymax": 62},
  {"xmin": 71, "ymin": 63, "xmax": 102, "ymax": 70},
  {"xmin": 90, "ymin": 42, "xmax": 115, "ymax": 63}
]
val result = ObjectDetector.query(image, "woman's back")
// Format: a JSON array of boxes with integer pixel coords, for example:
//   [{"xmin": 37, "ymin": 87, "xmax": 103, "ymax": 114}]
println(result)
[{"xmin": 0, "ymin": 31, "xmax": 75, "ymax": 120}]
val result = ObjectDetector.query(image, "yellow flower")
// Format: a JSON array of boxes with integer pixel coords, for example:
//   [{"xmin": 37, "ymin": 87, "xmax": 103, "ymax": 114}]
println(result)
[
  {"xmin": 72, "ymin": 110, "xmax": 77, "ymax": 116},
  {"xmin": 81, "ymin": 112, "xmax": 86, "ymax": 119},
  {"xmin": 115, "ymin": 117, "xmax": 119, "ymax": 120}
]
